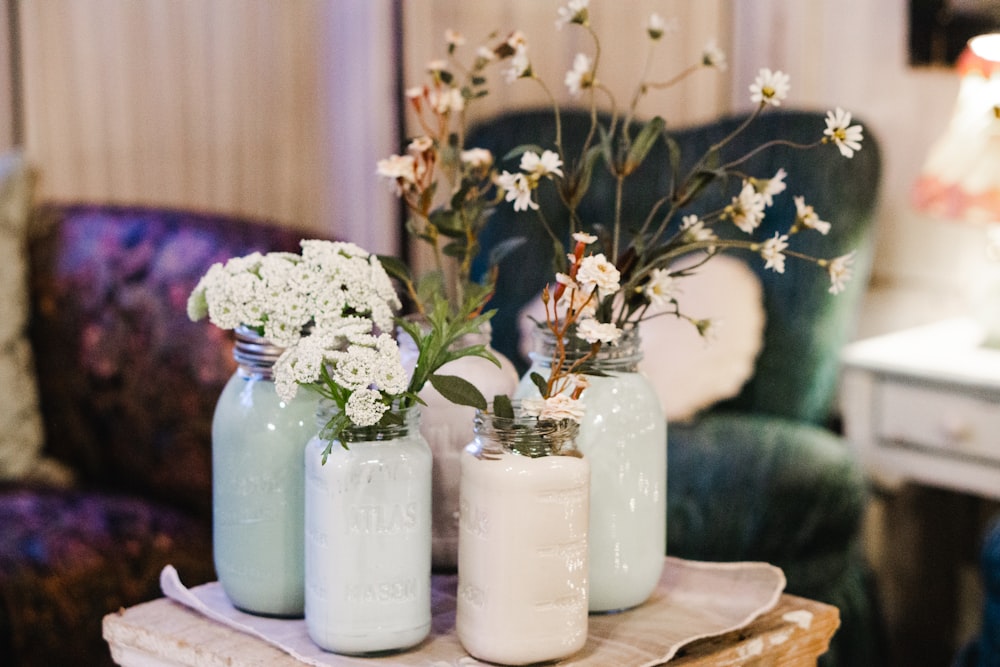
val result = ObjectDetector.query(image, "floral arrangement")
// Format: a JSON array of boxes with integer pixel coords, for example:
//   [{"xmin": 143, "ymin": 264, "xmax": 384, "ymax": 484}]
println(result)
[
  {"xmin": 379, "ymin": 0, "xmax": 865, "ymax": 424},
  {"xmin": 187, "ymin": 239, "xmax": 495, "ymax": 460}
]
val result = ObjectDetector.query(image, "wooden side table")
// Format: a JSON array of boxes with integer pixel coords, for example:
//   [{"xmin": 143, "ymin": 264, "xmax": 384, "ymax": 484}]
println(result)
[{"xmin": 103, "ymin": 592, "xmax": 838, "ymax": 666}]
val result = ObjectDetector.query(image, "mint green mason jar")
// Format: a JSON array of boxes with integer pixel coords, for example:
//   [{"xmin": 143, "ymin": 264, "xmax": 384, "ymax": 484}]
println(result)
[{"xmin": 212, "ymin": 326, "xmax": 319, "ymax": 617}]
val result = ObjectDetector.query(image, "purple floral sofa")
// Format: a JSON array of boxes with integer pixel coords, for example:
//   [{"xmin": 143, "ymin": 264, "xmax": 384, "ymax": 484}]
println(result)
[{"xmin": 0, "ymin": 202, "xmax": 306, "ymax": 666}]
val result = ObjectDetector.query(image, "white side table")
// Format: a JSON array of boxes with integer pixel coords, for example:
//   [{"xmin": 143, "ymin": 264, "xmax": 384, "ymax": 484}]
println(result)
[
  {"xmin": 840, "ymin": 317, "xmax": 1000, "ymax": 500},
  {"xmin": 839, "ymin": 318, "xmax": 1000, "ymax": 664}
]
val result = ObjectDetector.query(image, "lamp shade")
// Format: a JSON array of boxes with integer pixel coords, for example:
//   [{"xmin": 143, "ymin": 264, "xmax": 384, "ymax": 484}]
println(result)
[{"xmin": 913, "ymin": 33, "xmax": 1000, "ymax": 224}]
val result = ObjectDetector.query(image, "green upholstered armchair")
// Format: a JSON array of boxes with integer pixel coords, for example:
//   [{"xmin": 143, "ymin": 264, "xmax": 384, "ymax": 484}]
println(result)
[{"xmin": 468, "ymin": 108, "xmax": 885, "ymax": 666}]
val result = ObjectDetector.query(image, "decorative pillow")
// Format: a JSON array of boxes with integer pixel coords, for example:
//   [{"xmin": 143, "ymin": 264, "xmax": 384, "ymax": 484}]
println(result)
[
  {"xmin": 0, "ymin": 152, "xmax": 48, "ymax": 481},
  {"xmin": 518, "ymin": 254, "xmax": 766, "ymax": 422}
]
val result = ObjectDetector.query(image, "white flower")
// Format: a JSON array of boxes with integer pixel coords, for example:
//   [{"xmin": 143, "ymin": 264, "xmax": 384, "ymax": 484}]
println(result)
[
  {"xmin": 461, "ymin": 147, "xmax": 493, "ymax": 168},
  {"xmin": 520, "ymin": 150, "xmax": 564, "ymax": 179},
  {"xmin": 702, "ymin": 39, "xmax": 727, "ymax": 70},
  {"xmin": 749, "ymin": 68, "xmax": 790, "ymax": 106},
  {"xmin": 476, "ymin": 46, "xmax": 496, "ymax": 62},
  {"xmin": 504, "ymin": 44, "xmax": 531, "ymax": 83},
  {"xmin": 647, "ymin": 13, "xmax": 677, "ymax": 40},
  {"xmin": 827, "ymin": 251, "xmax": 856, "ymax": 295},
  {"xmin": 681, "ymin": 214, "xmax": 717, "ymax": 245},
  {"xmin": 576, "ymin": 253, "xmax": 621, "ymax": 296},
  {"xmin": 728, "ymin": 182, "xmax": 767, "ymax": 233},
  {"xmin": 576, "ymin": 318, "xmax": 622, "ymax": 345},
  {"xmin": 572, "ymin": 231, "xmax": 597, "ymax": 244},
  {"xmin": 760, "ymin": 232, "xmax": 790, "ymax": 273},
  {"xmin": 520, "ymin": 397, "xmax": 545, "ymax": 417},
  {"xmin": 539, "ymin": 394, "xmax": 586, "ymax": 422},
  {"xmin": 759, "ymin": 168, "xmax": 787, "ymax": 207},
  {"xmin": 556, "ymin": 0, "xmax": 589, "ymax": 30},
  {"xmin": 332, "ymin": 344, "xmax": 377, "ymax": 390},
  {"xmin": 824, "ymin": 107, "xmax": 864, "ymax": 158},
  {"xmin": 407, "ymin": 136, "xmax": 433, "ymax": 154},
  {"xmin": 555, "ymin": 272, "xmax": 578, "ymax": 289},
  {"xmin": 345, "ymin": 388, "xmax": 389, "ymax": 427},
  {"xmin": 644, "ymin": 268, "xmax": 679, "ymax": 307},
  {"xmin": 496, "ymin": 171, "xmax": 536, "ymax": 211},
  {"xmin": 273, "ymin": 334, "xmax": 330, "ymax": 400},
  {"xmin": 445, "ymin": 29, "xmax": 465, "ymax": 47},
  {"xmin": 557, "ymin": 284, "xmax": 597, "ymax": 318},
  {"xmin": 376, "ymin": 154, "xmax": 417, "ymax": 193},
  {"xmin": 429, "ymin": 87, "xmax": 465, "ymax": 114},
  {"xmin": 426, "ymin": 59, "xmax": 448, "ymax": 73},
  {"xmin": 565, "ymin": 53, "xmax": 594, "ymax": 98},
  {"xmin": 794, "ymin": 196, "xmax": 831, "ymax": 235}
]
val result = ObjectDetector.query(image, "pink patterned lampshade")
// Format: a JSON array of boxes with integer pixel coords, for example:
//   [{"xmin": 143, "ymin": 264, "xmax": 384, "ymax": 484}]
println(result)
[{"xmin": 913, "ymin": 33, "xmax": 1000, "ymax": 224}]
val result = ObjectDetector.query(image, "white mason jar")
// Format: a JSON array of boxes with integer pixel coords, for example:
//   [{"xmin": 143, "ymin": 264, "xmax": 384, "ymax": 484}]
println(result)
[
  {"xmin": 456, "ymin": 405, "xmax": 589, "ymax": 665},
  {"xmin": 398, "ymin": 322, "xmax": 518, "ymax": 571},
  {"xmin": 515, "ymin": 323, "xmax": 666, "ymax": 612},
  {"xmin": 212, "ymin": 326, "xmax": 318, "ymax": 617},
  {"xmin": 303, "ymin": 403, "xmax": 432, "ymax": 654}
]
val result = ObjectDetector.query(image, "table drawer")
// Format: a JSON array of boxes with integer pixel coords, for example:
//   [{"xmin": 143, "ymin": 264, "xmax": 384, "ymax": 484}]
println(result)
[{"xmin": 877, "ymin": 381, "xmax": 1000, "ymax": 462}]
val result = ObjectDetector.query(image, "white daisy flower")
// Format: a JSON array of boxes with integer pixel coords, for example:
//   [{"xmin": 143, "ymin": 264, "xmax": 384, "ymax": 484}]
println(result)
[
  {"xmin": 749, "ymin": 68, "xmax": 790, "ymax": 106},
  {"xmin": 564, "ymin": 53, "xmax": 594, "ymax": 98},
  {"xmin": 824, "ymin": 107, "xmax": 864, "ymax": 158},
  {"xmin": 760, "ymin": 232, "xmax": 790, "ymax": 273}
]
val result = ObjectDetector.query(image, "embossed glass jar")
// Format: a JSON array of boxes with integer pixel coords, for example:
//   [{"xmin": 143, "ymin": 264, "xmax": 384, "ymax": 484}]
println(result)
[
  {"xmin": 456, "ymin": 406, "xmax": 589, "ymax": 665},
  {"xmin": 304, "ymin": 403, "xmax": 432, "ymax": 655},
  {"xmin": 398, "ymin": 321, "xmax": 519, "ymax": 571},
  {"xmin": 212, "ymin": 326, "xmax": 319, "ymax": 617},
  {"xmin": 515, "ymin": 323, "xmax": 666, "ymax": 612}
]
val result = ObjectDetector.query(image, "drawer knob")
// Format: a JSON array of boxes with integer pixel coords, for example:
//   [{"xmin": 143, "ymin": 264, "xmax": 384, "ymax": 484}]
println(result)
[{"xmin": 941, "ymin": 416, "xmax": 972, "ymax": 443}]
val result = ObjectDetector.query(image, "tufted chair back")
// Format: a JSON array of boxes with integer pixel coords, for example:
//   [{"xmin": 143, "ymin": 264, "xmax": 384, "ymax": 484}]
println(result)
[{"xmin": 469, "ymin": 108, "xmax": 881, "ymax": 426}]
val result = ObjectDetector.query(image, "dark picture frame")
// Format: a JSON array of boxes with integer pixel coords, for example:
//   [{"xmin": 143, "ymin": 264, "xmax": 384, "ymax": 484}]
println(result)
[{"xmin": 909, "ymin": 0, "xmax": 1000, "ymax": 66}]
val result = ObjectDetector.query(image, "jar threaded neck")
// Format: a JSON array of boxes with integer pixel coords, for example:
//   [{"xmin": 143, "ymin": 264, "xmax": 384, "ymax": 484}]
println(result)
[
  {"xmin": 528, "ymin": 323, "xmax": 642, "ymax": 373},
  {"xmin": 472, "ymin": 403, "xmax": 580, "ymax": 458},
  {"xmin": 233, "ymin": 326, "xmax": 284, "ymax": 379}
]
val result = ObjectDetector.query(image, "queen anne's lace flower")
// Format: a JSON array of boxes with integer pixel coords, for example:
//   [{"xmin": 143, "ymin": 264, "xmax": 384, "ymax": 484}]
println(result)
[{"xmin": 346, "ymin": 388, "xmax": 389, "ymax": 427}]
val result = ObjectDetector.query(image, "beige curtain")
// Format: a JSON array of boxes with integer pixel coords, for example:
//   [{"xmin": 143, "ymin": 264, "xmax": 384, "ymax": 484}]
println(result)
[
  {"xmin": 402, "ymin": 1, "xmax": 731, "ymax": 132},
  {"xmin": 18, "ymin": 0, "xmax": 400, "ymax": 254}
]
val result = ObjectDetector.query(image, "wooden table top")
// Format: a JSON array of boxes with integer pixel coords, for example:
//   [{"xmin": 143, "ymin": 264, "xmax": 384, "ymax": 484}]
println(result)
[{"xmin": 103, "ymin": 591, "xmax": 838, "ymax": 666}]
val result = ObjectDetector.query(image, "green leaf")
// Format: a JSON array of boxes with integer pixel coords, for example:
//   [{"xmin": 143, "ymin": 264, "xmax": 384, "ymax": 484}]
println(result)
[
  {"xmin": 502, "ymin": 143, "xmax": 546, "ymax": 162},
  {"xmin": 376, "ymin": 254, "xmax": 412, "ymax": 284},
  {"xmin": 529, "ymin": 371, "xmax": 549, "ymax": 398},
  {"xmin": 676, "ymin": 169, "xmax": 721, "ymax": 208},
  {"xmin": 429, "ymin": 208, "xmax": 463, "ymax": 237},
  {"xmin": 623, "ymin": 116, "xmax": 665, "ymax": 176},
  {"xmin": 429, "ymin": 373, "xmax": 488, "ymax": 410},
  {"xmin": 442, "ymin": 239, "xmax": 468, "ymax": 258},
  {"xmin": 567, "ymin": 144, "xmax": 606, "ymax": 209},
  {"xmin": 493, "ymin": 394, "xmax": 514, "ymax": 418},
  {"xmin": 488, "ymin": 236, "xmax": 527, "ymax": 266}
]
